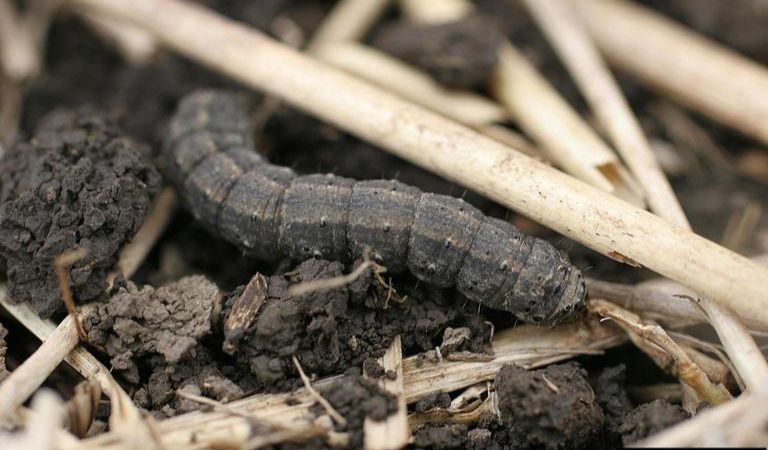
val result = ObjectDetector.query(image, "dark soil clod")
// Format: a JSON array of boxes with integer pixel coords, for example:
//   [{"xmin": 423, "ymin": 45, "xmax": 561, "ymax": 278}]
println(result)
[
  {"xmin": 495, "ymin": 362, "xmax": 604, "ymax": 450},
  {"xmin": 619, "ymin": 399, "xmax": 688, "ymax": 445},
  {"xmin": 82, "ymin": 275, "xmax": 219, "ymax": 384},
  {"xmin": 0, "ymin": 110, "xmax": 160, "ymax": 317},
  {"xmin": 372, "ymin": 15, "xmax": 505, "ymax": 89},
  {"xmin": 0, "ymin": 323, "xmax": 8, "ymax": 382}
]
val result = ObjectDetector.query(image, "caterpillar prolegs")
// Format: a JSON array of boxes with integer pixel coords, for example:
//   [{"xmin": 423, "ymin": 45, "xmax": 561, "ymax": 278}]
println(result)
[{"xmin": 164, "ymin": 91, "xmax": 586, "ymax": 324}]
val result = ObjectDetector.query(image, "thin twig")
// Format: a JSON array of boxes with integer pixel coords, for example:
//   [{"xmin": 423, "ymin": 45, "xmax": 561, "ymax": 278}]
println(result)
[
  {"xmin": 67, "ymin": 0, "xmax": 768, "ymax": 329},
  {"xmin": 291, "ymin": 355, "xmax": 347, "ymax": 427},
  {"xmin": 521, "ymin": 0, "xmax": 688, "ymax": 228}
]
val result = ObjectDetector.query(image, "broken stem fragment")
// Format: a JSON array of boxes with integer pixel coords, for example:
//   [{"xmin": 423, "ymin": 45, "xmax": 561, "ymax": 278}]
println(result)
[{"xmin": 588, "ymin": 299, "xmax": 731, "ymax": 406}]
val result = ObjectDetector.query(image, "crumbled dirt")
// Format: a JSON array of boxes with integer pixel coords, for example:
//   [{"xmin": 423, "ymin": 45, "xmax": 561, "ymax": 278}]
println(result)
[
  {"xmin": 135, "ymin": 347, "xmax": 253, "ymax": 417},
  {"xmin": 228, "ymin": 259, "xmax": 493, "ymax": 391},
  {"xmin": 372, "ymin": 15, "xmax": 504, "ymax": 89},
  {"xmin": 281, "ymin": 375, "xmax": 398, "ymax": 450},
  {"xmin": 0, "ymin": 324, "xmax": 8, "ymax": 382},
  {"xmin": 591, "ymin": 364, "xmax": 634, "ymax": 446},
  {"xmin": 0, "ymin": 110, "xmax": 160, "ymax": 317},
  {"xmin": 414, "ymin": 392, "xmax": 452, "ymax": 413},
  {"xmin": 494, "ymin": 363, "xmax": 604, "ymax": 450},
  {"xmin": 412, "ymin": 424, "xmax": 470, "ymax": 449},
  {"xmin": 619, "ymin": 399, "xmax": 688, "ymax": 445},
  {"xmin": 82, "ymin": 276, "xmax": 219, "ymax": 384}
]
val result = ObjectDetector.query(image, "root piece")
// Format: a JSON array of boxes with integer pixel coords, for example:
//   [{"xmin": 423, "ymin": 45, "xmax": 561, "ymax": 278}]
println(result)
[
  {"xmin": 363, "ymin": 336, "xmax": 409, "ymax": 450},
  {"xmin": 53, "ymin": 248, "xmax": 88, "ymax": 340},
  {"xmin": 521, "ymin": 0, "xmax": 688, "ymax": 228},
  {"xmin": 588, "ymin": 299, "xmax": 731, "ymax": 406},
  {"xmin": 575, "ymin": 0, "xmax": 768, "ymax": 146},
  {"xmin": 292, "ymin": 355, "xmax": 347, "ymax": 427},
  {"xmin": 288, "ymin": 258, "xmax": 380, "ymax": 298},
  {"xmin": 67, "ymin": 0, "xmax": 768, "ymax": 336}
]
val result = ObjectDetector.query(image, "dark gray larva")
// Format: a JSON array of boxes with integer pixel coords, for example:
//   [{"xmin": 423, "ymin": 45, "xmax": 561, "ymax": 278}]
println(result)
[{"xmin": 164, "ymin": 91, "xmax": 586, "ymax": 324}]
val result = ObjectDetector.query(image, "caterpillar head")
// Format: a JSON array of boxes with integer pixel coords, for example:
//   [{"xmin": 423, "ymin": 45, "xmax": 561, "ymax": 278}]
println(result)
[{"xmin": 504, "ymin": 241, "xmax": 586, "ymax": 326}]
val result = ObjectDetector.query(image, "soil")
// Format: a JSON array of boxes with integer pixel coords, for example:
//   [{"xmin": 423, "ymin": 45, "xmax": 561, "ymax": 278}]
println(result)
[
  {"xmin": 0, "ymin": 109, "xmax": 160, "ymax": 317},
  {"xmin": 227, "ymin": 258, "xmax": 493, "ymax": 391},
  {"xmin": 0, "ymin": 323, "xmax": 8, "ymax": 382},
  {"xmin": 82, "ymin": 276, "xmax": 219, "ymax": 384},
  {"xmin": 618, "ymin": 399, "xmax": 688, "ymax": 445},
  {"xmin": 2, "ymin": 0, "xmax": 761, "ymax": 447},
  {"xmin": 591, "ymin": 364, "xmax": 634, "ymax": 447},
  {"xmin": 372, "ymin": 15, "xmax": 505, "ymax": 89},
  {"xmin": 494, "ymin": 363, "xmax": 604, "ymax": 450}
]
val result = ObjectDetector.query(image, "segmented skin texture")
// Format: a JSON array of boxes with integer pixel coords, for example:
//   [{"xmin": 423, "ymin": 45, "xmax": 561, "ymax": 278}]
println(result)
[{"xmin": 164, "ymin": 91, "xmax": 586, "ymax": 324}]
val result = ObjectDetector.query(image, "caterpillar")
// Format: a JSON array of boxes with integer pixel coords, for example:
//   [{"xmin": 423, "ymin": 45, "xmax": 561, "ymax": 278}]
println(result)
[{"xmin": 164, "ymin": 91, "xmax": 586, "ymax": 324}]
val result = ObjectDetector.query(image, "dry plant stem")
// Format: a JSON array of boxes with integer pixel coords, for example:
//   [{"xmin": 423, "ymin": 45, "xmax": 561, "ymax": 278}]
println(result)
[
  {"xmin": 312, "ymin": 42, "xmax": 507, "ymax": 126},
  {"xmin": 363, "ymin": 335, "xmax": 409, "ymax": 450},
  {"xmin": 574, "ymin": 0, "xmax": 768, "ymax": 146},
  {"xmin": 80, "ymin": 319, "xmax": 623, "ymax": 450},
  {"xmin": 0, "ymin": 0, "xmax": 40, "ymax": 80},
  {"xmin": 587, "ymin": 276, "xmax": 768, "ymax": 333},
  {"xmin": 521, "ymin": 0, "xmax": 689, "ymax": 228},
  {"xmin": 492, "ymin": 43, "xmax": 642, "ymax": 205},
  {"xmin": 696, "ymin": 297, "xmax": 768, "ymax": 394},
  {"xmin": 0, "ymin": 314, "xmax": 79, "ymax": 420},
  {"xmin": 292, "ymin": 355, "xmax": 347, "ymax": 427},
  {"xmin": 307, "ymin": 0, "xmax": 391, "ymax": 50},
  {"xmin": 398, "ymin": 0, "xmax": 471, "ymax": 23},
  {"xmin": 67, "ymin": 0, "xmax": 768, "ymax": 328},
  {"xmin": 589, "ymin": 299, "xmax": 731, "ymax": 405},
  {"xmin": 117, "ymin": 187, "xmax": 177, "ymax": 278},
  {"xmin": 0, "ymin": 288, "xmax": 132, "ymax": 400}
]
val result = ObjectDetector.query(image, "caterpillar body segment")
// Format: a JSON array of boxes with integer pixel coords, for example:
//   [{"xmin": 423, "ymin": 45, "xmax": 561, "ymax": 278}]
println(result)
[{"xmin": 165, "ymin": 91, "xmax": 586, "ymax": 324}]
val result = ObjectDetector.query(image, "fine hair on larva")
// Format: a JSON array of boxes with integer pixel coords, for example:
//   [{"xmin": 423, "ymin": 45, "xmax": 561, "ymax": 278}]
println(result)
[{"xmin": 164, "ymin": 91, "xmax": 586, "ymax": 324}]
